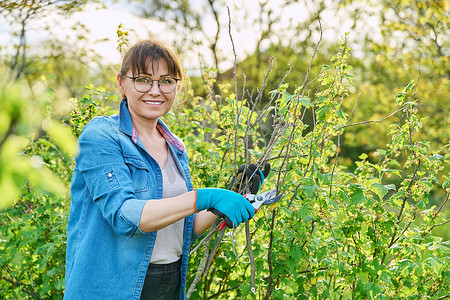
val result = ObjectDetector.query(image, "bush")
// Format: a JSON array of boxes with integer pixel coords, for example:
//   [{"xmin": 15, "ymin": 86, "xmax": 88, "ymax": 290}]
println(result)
[
  {"xmin": 1, "ymin": 36, "xmax": 448, "ymax": 299},
  {"xmin": 0, "ymin": 84, "xmax": 115, "ymax": 299},
  {"xmin": 175, "ymin": 36, "xmax": 450, "ymax": 299}
]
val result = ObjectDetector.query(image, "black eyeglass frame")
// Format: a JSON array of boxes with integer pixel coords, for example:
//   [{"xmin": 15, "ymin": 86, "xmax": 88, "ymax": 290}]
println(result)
[{"xmin": 122, "ymin": 74, "xmax": 180, "ymax": 94}]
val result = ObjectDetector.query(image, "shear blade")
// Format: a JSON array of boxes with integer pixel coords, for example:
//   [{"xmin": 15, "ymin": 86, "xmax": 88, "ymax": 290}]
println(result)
[
  {"xmin": 252, "ymin": 189, "xmax": 282, "ymax": 206},
  {"xmin": 262, "ymin": 192, "xmax": 283, "ymax": 205}
]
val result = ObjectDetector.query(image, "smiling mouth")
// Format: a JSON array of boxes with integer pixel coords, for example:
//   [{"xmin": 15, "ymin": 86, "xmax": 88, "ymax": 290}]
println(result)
[{"xmin": 143, "ymin": 100, "xmax": 164, "ymax": 105}]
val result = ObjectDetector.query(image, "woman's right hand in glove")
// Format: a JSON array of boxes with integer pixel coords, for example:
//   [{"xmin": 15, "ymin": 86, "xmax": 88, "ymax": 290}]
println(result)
[{"xmin": 194, "ymin": 188, "xmax": 255, "ymax": 228}]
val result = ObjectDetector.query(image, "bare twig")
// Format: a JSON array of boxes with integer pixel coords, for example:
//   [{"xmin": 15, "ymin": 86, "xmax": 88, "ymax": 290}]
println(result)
[
  {"xmin": 337, "ymin": 107, "xmax": 404, "ymax": 130},
  {"xmin": 281, "ymin": 20, "xmax": 323, "ymax": 196},
  {"xmin": 421, "ymin": 193, "xmax": 450, "ymax": 238},
  {"xmin": 227, "ymin": 6, "xmax": 240, "ymax": 175},
  {"xmin": 264, "ymin": 209, "xmax": 278, "ymax": 299},
  {"xmin": 204, "ymin": 228, "xmax": 226, "ymax": 278},
  {"xmin": 187, "ymin": 242, "xmax": 210, "ymax": 298},
  {"xmin": 1, "ymin": 267, "xmax": 43, "ymax": 299},
  {"xmin": 329, "ymin": 89, "xmax": 365, "ymax": 197},
  {"xmin": 245, "ymin": 222, "xmax": 256, "ymax": 294},
  {"xmin": 190, "ymin": 218, "xmax": 221, "ymax": 255}
]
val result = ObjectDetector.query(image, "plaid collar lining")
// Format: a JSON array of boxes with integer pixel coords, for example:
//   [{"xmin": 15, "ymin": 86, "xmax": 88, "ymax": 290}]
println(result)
[{"xmin": 131, "ymin": 123, "xmax": 185, "ymax": 152}]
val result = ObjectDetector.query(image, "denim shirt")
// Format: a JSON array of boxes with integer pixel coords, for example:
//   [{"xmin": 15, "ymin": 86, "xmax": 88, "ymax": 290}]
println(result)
[{"xmin": 64, "ymin": 99, "xmax": 196, "ymax": 299}]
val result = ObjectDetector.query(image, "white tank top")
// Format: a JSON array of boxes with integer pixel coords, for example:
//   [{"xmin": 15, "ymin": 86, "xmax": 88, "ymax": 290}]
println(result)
[{"xmin": 149, "ymin": 148, "xmax": 188, "ymax": 264}]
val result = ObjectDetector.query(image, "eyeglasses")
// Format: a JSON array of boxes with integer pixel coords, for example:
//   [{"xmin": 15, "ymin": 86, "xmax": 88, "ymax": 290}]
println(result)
[{"xmin": 123, "ymin": 74, "xmax": 180, "ymax": 94}]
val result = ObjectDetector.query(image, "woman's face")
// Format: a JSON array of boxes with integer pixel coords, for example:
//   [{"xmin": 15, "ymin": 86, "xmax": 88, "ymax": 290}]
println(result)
[{"xmin": 118, "ymin": 59, "xmax": 177, "ymax": 124}]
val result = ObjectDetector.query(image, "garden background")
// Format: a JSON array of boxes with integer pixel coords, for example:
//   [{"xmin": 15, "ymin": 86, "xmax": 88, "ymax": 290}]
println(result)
[{"xmin": 0, "ymin": 0, "xmax": 449, "ymax": 299}]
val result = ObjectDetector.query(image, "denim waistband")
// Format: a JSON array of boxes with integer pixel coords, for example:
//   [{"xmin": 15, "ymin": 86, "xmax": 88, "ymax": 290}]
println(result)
[{"xmin": 147, "ymin": 258, "xmax": 182, "ymax": 273}]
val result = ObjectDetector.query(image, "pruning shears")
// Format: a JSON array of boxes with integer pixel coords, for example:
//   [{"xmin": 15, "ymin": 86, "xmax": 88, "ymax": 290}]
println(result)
[{"xmin": 219, "ymin": 188, "xmax": 283, "ymax": 231}]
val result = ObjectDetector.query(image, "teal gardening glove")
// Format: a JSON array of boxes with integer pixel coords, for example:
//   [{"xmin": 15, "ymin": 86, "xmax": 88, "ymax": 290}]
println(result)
[{"xmin": 195, "ymin": 188, "xmax": 256, "ymax": 228}]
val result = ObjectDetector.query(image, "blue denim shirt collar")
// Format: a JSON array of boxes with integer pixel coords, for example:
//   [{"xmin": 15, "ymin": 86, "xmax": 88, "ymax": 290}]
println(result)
[{"xmin": 119, "ymin": 99, "xmax": 185, "ymax": 152}]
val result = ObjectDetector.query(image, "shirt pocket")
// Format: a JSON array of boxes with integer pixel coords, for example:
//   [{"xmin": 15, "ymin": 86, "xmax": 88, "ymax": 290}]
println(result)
[{"xmin": 124, "ymin": 155, "xmax": 150, "ymax": 193}]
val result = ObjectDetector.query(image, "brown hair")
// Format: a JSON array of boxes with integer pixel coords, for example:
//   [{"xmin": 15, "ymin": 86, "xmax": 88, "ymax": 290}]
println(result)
[
  {"xmin": 119, "ymin": 39, "xmax": 190, "ymax": 102},
  {"xmin": 120, "ymin": 38, "xmax": 184, "ymax": 80}
]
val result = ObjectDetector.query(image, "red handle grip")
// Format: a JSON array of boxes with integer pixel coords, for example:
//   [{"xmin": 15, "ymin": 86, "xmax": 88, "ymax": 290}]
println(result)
[
  {"xmin": 219, "ymin": 222, "xmax": 227, "ymax": 231},
  {"xmin": 219, "ymin": 208, "xmax": 258, "ymax": 231}
]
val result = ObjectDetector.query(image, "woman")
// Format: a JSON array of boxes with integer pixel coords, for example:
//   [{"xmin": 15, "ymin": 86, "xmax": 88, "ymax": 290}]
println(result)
[{"xmin": 64, "ymin": 39, "xmax": 264, "ymax": 299}]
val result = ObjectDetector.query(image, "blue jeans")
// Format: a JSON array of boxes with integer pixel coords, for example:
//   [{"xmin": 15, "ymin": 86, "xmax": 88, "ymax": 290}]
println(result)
[{"xmin": 140, "ymin": 259, "xmax": 181, "ymax": 300}]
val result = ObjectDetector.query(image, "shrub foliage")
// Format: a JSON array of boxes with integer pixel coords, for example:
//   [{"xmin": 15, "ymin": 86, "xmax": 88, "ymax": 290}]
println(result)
[{"xmin": 0, "ymin": 36, "xmax": 448, "ymax": 299}]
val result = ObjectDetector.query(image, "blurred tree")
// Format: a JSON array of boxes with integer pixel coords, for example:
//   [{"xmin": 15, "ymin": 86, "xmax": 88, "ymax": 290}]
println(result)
[
  {"xmin": 123, "ymin": 0, "xmax": 448, "ymax": 170},
  {"xmin": 0, "ymin": 1, "xmax": 448, "ymax": 297},
  {"xmin": 0, "ymin": 74, "xmax": 70, "ymax": 209},
  {"xmin": 132, "ymin": 0, "xmax": 225, "ymax": 84},
  {"xmin": 23, "ymin": 22, "xmax": 117, "ymax": 99},
  {"xmin": 0, "ymin": 0, "xmax": 100, "ymax": 80},
  {"xmin": 337, "ymin": 0, "xmax": 448, "ymax": 152},
  {"xmin": 129, "ymin": 0, "xmax": 327, "ymax": 93}
]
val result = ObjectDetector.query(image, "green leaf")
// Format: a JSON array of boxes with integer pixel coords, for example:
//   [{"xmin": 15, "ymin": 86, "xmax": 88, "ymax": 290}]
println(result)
[
  {"xmin": 301, "ymin": 184, "xmax": 319, "ymax": 199},
  {"xmin": 317, "ymin": 246, "xmax": 328, "ymax": 260},
  {"xmin": 371, "ymin": 182, "xmax": 395, "ymax": 199},
  {"xmin": 443, "ymin": 180, "xmax": 450, "ymax": 189},
  {"xmin": 359, "ymin": 153, "xmax": 368, "ymax": 160},
  {"xmin": 299, "ymin": 204, "xmax": 310, "ymax": 219},
  {"xmin": 317, "ymin": 172, "xmax": 332, "ymax": 185},
  {"xmin": 316, "ymin": 105, "xmax": 330, "ymax": 122},
  {"xmin": 404, "ymin": 81, "xmax": 415, "ymax": 92},
  {"xmin": 357, "ymin": 272, "xmax": 369, "ymax": 284},
  {"xmin": 351, "ymin": 188, "xmax": 365, "ymax": 206},
  {"xmin": 298, "ymin": 96, "xmax": 312, "ymax": 108},
  {"xmin": 338, "ymin": 190, "xmax": 350, "ymax": 203},
  {"xmin": 321, "ymin": 75, "xmax": 333, "ymax": 86},
  {"xmin": 279, "ymin": 207, "xmax": 293, "ymax": 217},
  {"xmin": 299, "ymin": 177, "xmax": 320, "ymax": 198},
  {"xmin": 417, "ymin": 200, "xmax": 426, "ymax": 209},
  {"xmin": 336, "ymin": 109, "xmax": 347, "ymax": 120},
  {"xmin": 316, "ymin": 95, "xmax": 327, "ymax": 103},
  {"xmin": 423, "ymin": 257, "xmax": 444, "ymax": 274},
  {"xmin": 239, "ymin": 283, "xmax": 252, "ymax": 297},
  {"xmin": 288, "ymin": 247, "xmax": 302, "ymax": 261}
]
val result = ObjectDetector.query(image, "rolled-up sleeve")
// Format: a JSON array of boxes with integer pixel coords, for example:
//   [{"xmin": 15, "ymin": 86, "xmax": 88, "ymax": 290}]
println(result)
[{"xmin": 75, "ymin": 117, "xmax": 146, "ymax": 236}]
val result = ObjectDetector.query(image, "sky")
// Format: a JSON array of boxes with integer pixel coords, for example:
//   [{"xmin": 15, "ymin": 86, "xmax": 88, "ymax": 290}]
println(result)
[{"xmin": 0, "ymin": 0, "xmax": 381, "ymax": 74}]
